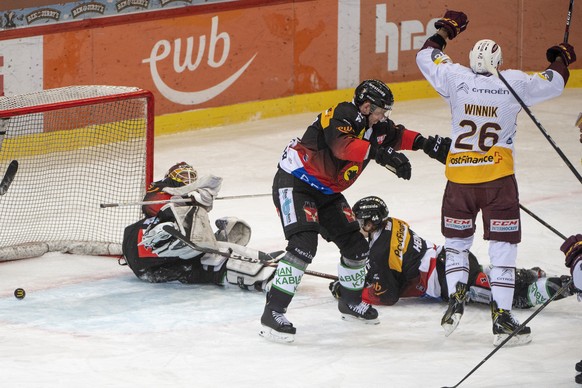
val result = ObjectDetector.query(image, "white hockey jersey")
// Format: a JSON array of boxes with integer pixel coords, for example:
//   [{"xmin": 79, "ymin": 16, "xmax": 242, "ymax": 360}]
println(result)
[{"xmin": 416, "ymin": 48, "xmax": 565, "ymax": 184}]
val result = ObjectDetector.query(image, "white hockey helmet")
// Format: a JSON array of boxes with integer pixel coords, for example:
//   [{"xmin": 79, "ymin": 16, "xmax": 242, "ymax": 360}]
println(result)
[{"xmin": 469, "ymin": 39, "xmax": 503, "ymax": 74}]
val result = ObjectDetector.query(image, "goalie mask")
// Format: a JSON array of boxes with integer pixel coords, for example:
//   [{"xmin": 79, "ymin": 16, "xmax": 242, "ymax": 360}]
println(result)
[
  {"xmin": 165, "ymin": 162, "xmax": 197, "ymax": 187},
  {"xmin": 353, "ymin": 196, "xmax": 389, "ymax": 232},
  {"xmin": 469, "ymin": 39, "xmax": 503, "ymax": 74}
]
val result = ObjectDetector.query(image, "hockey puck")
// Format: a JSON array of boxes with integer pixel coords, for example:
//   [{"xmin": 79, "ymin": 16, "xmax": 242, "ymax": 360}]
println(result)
[{"xmin": 14, "ymin": 288, "xmax": 26, "ymax": 299}]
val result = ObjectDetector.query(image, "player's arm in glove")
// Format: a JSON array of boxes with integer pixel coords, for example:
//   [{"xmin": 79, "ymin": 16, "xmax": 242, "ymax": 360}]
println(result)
[
  {"xmin": 560, "ymin": 234, "xmax": 582, "ymax": 292},
  {"xmin": 375, "ymin": 146, "xmax": 411, "ymax": 180},
  {"xmin": 547, "ymin": 43, "xmax": 576, "ymax": 66},
  {"xmin": 434, "ymin": 10, "xmax": 468, "ymax": 40},
  {"xmin": 422, "ymin": 135, "xmax": 451, "ymax": 164}
]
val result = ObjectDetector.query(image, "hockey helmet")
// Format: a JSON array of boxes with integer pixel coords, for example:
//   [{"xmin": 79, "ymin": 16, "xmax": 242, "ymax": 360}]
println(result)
[
  {"xmin": 469, "ymin": 39, "xmax": 503, "ymax": 74},
  {"xmin": 352, "ymin": 196, "xmax": 389, "ymax": 230},
  {"xmin": 354, "ymin": 79, "xmax": 394, "ymax": 112},
  {"xmin": 165, "ymin": 162, "xmax": 197, "ymax": 186}
]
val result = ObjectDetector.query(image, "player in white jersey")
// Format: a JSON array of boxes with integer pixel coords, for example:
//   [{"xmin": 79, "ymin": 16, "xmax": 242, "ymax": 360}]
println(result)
[
  {"xmin": 416, "ymin": 10, "xmax": 576, "ymax": 346},
  {"xmin": 561, "ymin": 234, "xmax": 582, "ymax": 384}
]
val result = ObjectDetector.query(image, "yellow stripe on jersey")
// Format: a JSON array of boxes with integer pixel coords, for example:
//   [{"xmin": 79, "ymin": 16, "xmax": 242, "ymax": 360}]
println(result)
[
  {"xmin": 445, "ymin": 146, "xmax": 514, "ymax": 184},
  {"xmin": 387, "ymin": 218, "xmax": 411, "ymax": 272},
  {"xmin": 320, "ymin": 106, "xmax": 334, "ymax": 129}
]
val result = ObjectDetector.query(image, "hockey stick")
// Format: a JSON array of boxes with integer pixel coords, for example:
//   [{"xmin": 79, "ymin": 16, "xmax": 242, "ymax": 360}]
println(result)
[
  {"xmin": 519, "ymin": 204, "xmax": 567, "ymax": 240},
  {"xmin": 482, "ymin": 1, "xmax": 581, "ymax": 183},
  {"xmin": 565, "ymin": 0, "xmax": 574, "ymax": 43},
  {"xmin": 0, "ymin": 160, "xmax": 18, "ymax": 196},
  {"xmin": 442, "ymin": 278, "xmax": 574, "ymax": 388},
  {"xmin": 163, "ymin": 225, "xmax": 338, "ymax": 280},
  {"xmin": 100, "ymin": 193, "xmax": 271, "ymax": 208}
]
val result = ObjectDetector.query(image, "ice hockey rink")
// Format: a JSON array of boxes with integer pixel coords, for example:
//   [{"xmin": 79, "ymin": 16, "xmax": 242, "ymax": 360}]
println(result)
[{"xmin": 0, "ymin": 89, "xmax": 581, "ymax": 388}]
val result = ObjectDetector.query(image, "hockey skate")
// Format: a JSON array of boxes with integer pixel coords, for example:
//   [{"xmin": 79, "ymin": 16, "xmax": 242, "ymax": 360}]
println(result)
[
  {"xmin": 259, "ymin": 306, "xmax": 296, "ymax": 343},
  {"xmin": 576, "ymin": 359, "xmax": 582, "ymax": 372},
  {"xmin": 491, "ymin": 301, "xmax": 532, "ymax": 346},
  {"xmin": 441, "ymin": 282, "xmax": 467, "ymax": 336},
  {"xmin": 338, "ymin": 299, "xmax": 379, "ymax": 324}
]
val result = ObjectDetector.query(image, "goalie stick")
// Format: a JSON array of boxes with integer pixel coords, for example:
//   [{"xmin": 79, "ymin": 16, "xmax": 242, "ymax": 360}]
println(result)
[
  {"xmin": 441, "ymin": 279, "xmax": 574, "ymax": 388},
  {"xmin": 0, "ymin": 160, "xmax": 18, "ymax": 196},
  {"xmin": 162, "ymin": 225, "xmax": 338, "ymax": 280},
  {"xmin": 100, "ymin": 193, "xmax": 271, "ymax": 208}
]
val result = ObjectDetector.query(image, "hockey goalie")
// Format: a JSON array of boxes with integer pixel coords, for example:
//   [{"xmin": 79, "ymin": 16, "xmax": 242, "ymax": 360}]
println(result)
[{"xmin": 122, "ymin": 162, "xmax": 279, "ymax": 291}]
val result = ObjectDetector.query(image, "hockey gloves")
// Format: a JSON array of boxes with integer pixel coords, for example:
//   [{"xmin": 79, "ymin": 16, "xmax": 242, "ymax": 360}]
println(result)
[
  {"xmin": 434, "ymin": 10, "xmax": 468, "ymax": 40},
  {"xmin": 546, "ymin": 43, "xmax": 576, "ymax": 66},
  {"xmin": 561, "ymin": 234, "xmax": 582, "ymax": 269},
  {"xmin": 423, "ymin": 135, "xmax": 451, "ymax": 164},
  {"xmin": 375, "ymin": 146, "xmax": 412, "ymax": 180}
]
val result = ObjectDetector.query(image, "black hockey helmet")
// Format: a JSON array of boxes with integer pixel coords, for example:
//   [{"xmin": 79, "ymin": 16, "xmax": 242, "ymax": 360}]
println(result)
[
  {"xmin": 354, "ymin": 79, "xmax": 394, "ymax": 111},
  {"xmin": 352, "ymin": 196, "xmax": 389, "ymax": 229},
  {"xmin": 164, "ymin": 162, "xmax": 197, "ymax": 186}
]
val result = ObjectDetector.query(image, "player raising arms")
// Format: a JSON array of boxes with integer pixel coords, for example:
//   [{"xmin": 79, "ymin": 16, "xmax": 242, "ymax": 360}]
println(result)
[
  {"xmin": 260, "ymin": 80, "xmax": 449, "ymax": 342},
  {"xmin": 416, "ymin": 10, "xmax": 576, "ymax": 346}
]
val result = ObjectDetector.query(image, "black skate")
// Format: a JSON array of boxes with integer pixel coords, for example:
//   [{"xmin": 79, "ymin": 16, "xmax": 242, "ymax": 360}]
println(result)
[
  {"xmin": 576, "ymin": 373, "xmax": 582, "ymax": 384},
  {"xmin": 441, "ymin": 282, "xmax": 467, "ymax": 336},
  {"xmin": 259, "ymin": 306, "xmax": 296, "ymax": 343},
  {"xmin": 576, "ymin": 360, "xmax": 582, "ymax": 372},
  {"xmin": 491, "ymin": 301, "xmax": 532, "ymax": 346},
  {"xmin": 338, "ymin": 299, "xmax": 379, "ymax": 324}
]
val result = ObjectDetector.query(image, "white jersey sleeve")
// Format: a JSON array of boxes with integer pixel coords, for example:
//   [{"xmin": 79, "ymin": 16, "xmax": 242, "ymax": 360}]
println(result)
[{"xmin": 416, "ymin": 47, "xmax": 565, "ymax": 184}]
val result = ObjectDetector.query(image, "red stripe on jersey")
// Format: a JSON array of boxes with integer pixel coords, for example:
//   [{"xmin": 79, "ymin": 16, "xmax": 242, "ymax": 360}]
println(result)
[{"xmin": 400, "ymin": 130, "xmax": 420, "ymax": 150}]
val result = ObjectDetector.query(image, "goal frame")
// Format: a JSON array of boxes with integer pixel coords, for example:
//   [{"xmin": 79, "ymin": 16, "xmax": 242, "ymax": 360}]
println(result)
[{"xmin": 0, "ymin": 86, "xmax": 155, "ymax": 261}]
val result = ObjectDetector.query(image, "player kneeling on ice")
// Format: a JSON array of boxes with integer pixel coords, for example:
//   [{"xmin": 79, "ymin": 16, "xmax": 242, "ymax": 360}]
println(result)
[
  {"xmin": 122, "ymin": 162, "xmax": 277, "ymax": 290},
  {"xmin": 330, "ymin": 196, "xmax": 576, "ymax": 320}
]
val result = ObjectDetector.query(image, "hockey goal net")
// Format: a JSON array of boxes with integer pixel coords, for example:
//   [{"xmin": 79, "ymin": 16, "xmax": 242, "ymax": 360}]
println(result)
[{"xmin": 0, "ymin": 86, "xmax": 154, "ymax": 261}]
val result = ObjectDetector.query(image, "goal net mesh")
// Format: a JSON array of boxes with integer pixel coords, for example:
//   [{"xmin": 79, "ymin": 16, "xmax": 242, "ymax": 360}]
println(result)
[{"xmin": 0, "ymin": 86, "xmax": 153, "ymax": 261}]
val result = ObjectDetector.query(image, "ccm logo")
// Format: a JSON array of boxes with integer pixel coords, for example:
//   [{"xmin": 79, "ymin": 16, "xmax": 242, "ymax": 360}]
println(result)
[
  {"xmin": 444, "ymin": 217, "xmax": 472, "ymax": 230},
  {"xmin": 490, "ymin": 219, "xmax": 519, "ymax": 232}
]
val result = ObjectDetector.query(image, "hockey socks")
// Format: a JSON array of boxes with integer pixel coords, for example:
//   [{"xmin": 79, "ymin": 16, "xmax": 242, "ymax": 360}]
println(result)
[{"xmin": 259, "ymin": 257, "xmax": 305, "ymax": 343}]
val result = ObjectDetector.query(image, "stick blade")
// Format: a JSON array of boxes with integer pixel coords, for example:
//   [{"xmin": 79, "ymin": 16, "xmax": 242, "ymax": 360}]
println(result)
[
  {"xmin": 0, "ymin": 160, "xmax": 18, "ymax": 196},
  {"xmin": 575, "ymin": 112, "xmax": 582, "ymax": 129}
]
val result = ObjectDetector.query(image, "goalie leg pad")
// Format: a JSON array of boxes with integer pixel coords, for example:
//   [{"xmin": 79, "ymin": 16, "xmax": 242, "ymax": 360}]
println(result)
[{"xmin": 226, "ymin": 259, "xmax": 276, "ymax": 291}]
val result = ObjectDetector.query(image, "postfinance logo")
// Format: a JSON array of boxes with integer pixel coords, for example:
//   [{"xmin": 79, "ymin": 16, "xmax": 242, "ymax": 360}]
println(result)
[{"xmin": 142, "ymin": 16, "xmax": 257, "ymax": 105}]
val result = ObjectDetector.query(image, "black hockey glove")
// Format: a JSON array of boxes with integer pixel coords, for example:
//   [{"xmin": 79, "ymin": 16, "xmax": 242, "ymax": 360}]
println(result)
[
  {"xmin": 412, "ymin": 134, "xmax": 427, "ymax": 151},
  {"xmin": 422, "ymin": 135, "xmax": 451, "ymax": 164},
  {"xmin": 375, "ymin": 146, "xmax": 412, "ymax": 180}
]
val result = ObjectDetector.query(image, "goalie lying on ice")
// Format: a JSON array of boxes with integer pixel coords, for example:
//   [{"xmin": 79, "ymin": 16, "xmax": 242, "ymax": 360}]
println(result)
[{"xmin": 121, "ymin": 162, "xmax": 277, "ymax": 291}]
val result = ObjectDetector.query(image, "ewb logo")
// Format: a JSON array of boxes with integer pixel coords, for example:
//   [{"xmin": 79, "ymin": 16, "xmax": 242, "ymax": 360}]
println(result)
[{"xmin": 143, "ymin": 16, "xmax": 256, "ymax": 105}]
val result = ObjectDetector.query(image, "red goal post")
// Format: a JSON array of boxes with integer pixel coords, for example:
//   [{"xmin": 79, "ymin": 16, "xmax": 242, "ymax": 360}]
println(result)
[{"xmin": 0, "ymin": 86, "xmax": 154, "ymax": 261}]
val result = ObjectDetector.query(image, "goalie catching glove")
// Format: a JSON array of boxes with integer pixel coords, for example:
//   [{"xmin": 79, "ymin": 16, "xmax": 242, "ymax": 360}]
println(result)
[{"xmin": 375, "ymin": 146, "xmax": 411, "ymax": 180}]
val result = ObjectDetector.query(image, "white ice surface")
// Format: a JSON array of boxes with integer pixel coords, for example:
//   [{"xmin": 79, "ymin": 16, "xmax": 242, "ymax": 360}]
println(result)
[{"xmin": 1, "ymin": 89, "xmax": 581, "ymax": 388}]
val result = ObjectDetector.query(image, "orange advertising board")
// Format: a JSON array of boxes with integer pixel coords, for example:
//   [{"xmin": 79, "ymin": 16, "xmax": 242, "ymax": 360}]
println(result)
[
  {"xmin": 43, "ymin": 1, "xmax": 338, "ymax": 116},
  {"xmin": 1, "ymin": 0, "xmax": 580, "ymax": 121}
]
